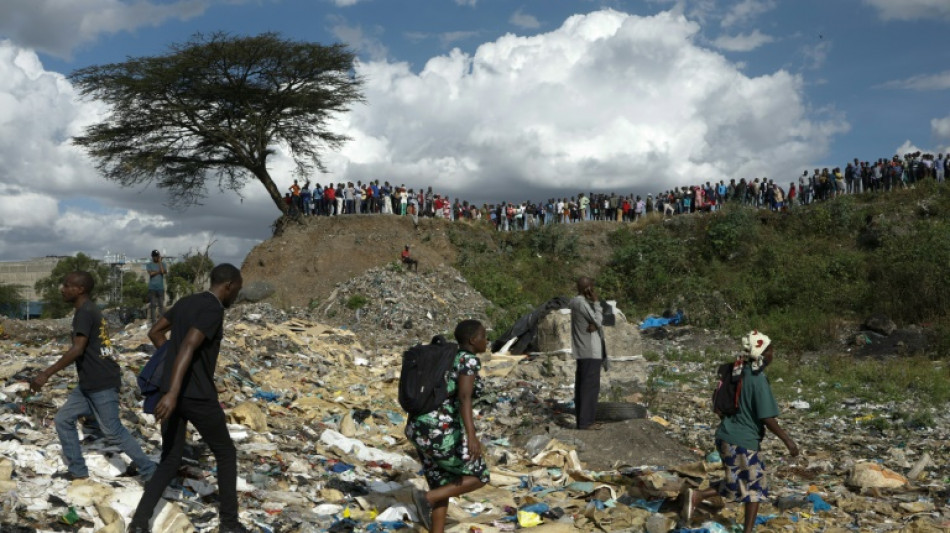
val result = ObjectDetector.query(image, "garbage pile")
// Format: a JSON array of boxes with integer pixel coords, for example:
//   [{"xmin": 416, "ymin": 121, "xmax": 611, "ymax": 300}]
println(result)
[
  {"xmin": 314, "ymin": 265, "xmax": 493, "ymax": 348},
  {"xmin": 1, "ymin": 307, "xmax": 949, "ymax": 532}
]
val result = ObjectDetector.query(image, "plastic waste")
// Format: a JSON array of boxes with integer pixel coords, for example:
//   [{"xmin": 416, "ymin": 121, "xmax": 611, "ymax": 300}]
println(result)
[
  {"xmin": 806, "ymin": 493, "xmax": 832, "ymax": 512},
  {"xmin": 61, "ymin": 507, "xmax": 79, "ymax": 525},
  {"xmin": 517, "ymin": 510, "xmax": 542, "ymax": 527}
]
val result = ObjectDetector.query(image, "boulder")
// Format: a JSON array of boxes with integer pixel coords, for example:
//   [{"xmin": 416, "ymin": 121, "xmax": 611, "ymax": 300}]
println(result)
[
  {"xmin": 863, "ymin": 314, "xmax": 897, "ymax": 336},
  {"xmin": 535, "ymin": 308, "xmax": 643, "ymax": 358},
  {"xmin": 237, "ymin": 280, "xmax": 277, "ymax": 303}
]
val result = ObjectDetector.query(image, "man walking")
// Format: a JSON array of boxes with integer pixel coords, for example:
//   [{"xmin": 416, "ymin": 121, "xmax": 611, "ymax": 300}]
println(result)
[
  {"xmin": 30, "ymin": 271, "xmax": 157, "ymax": 481},
  {"xmin": 146, "ymin": 250, "xmax": 167, "ymax": 323},
  {"xmin": 129, "ymin": 264, "xmax": 245, "ymax": 533},
  {"xmin": 569, "ymin": 277, "xmax": 605, "ymax": 430}
]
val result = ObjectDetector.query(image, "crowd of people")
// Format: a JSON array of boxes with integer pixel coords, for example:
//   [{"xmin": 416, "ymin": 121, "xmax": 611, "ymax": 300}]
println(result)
[{"xmin": 284, "ymin": 151, "xmax": 948, "ymax": 230}]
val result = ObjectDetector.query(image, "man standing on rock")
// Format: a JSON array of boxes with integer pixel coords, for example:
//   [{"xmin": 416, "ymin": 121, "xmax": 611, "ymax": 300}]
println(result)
[
  {"xmin": 129, "ymin": 264, "xmax": 245, "ymax": 533},
  {"xmin": 569, "ymin": 277, "xmax": 605, "ymax": 430},
  {"xmin": 146, "ymin": 250, "xmax": 167, "ymax": 323},
  {"xmin": 30, "ymin": 271, "xmax": 158, "ymax": 482}
]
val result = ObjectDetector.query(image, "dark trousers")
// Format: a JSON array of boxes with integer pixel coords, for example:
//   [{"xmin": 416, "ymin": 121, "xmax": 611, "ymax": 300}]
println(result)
[
  {"xmin": 574, "ymin": 359, "xmax": 602, "ymax": 429},
  {"xmin": 131, "ymin": 397, "xmax": 238, "ymax": 528}
]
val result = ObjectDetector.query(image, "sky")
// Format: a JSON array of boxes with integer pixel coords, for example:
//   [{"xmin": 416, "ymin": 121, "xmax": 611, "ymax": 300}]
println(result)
[{"xmin": 0, "ymin": 0, "xmax": 948, "ymax": 267}]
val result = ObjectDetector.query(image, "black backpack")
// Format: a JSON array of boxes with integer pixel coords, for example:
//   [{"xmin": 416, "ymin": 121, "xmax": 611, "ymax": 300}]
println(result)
[
  {"xmin": 398, "ymin": 335, "xmax": 459, "ymax": 417},
  {"xmin": 712, "ymin": 361, "xmax": 743, "ymax": 417}
]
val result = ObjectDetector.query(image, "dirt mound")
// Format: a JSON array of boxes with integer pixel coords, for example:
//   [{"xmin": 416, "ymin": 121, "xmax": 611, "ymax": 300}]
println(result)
[
  {"xmin": 314, "ymin": 264, "xmax": 494, "ymax": 347},
  {"xmin": 241, "ymin": 215, "xmax": 618, "ymax": 312},
  {"xmin": 241, "ymin": 215, "xmax": 463, "ymax": 309}
]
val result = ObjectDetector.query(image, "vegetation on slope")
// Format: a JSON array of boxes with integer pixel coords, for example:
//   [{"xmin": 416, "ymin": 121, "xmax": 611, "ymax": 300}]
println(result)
[{"xmin": 454, "ymin": 180, "xmax": 950, "ymax": 355}]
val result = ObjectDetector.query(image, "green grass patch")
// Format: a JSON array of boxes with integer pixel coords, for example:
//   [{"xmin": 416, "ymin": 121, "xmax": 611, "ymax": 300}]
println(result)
[
  {"xmin": 768, "ymin": 354, "xmax": 950, "ymax": 414},
  {"xmin": 345, "ymin": 294, "xmax": 368, "ymax": 310}
]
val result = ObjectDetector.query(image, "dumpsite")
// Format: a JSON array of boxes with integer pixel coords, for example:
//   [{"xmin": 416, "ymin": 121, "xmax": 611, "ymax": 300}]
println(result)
[{"xmin": 1, "ymin": 219, "xmax": 949, "ymax": 533}]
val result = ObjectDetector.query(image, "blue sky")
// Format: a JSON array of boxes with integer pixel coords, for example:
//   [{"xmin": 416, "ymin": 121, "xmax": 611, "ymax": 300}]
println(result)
[{"xmin": 0, "ymin": 0, "xmax": 948, "ymax": 265}]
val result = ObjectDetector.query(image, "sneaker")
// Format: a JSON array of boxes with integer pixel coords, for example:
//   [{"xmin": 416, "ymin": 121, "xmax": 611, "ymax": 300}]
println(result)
[{"xmin": 219, "ymin": 524, "xmax": 250, "ymax": 533}]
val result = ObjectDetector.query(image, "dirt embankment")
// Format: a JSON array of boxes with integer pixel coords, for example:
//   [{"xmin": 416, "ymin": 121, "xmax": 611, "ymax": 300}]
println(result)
[
  {"xmin": 241, "ymin": 215, "xmax": 465, "ymax": 308},
  {"xmin": 242, "ymin": 215, "xmax": 619, "ymax": 310}
]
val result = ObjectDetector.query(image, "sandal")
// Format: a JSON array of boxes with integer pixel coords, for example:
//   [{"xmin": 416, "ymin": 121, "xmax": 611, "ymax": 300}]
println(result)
[
  {"xmin": 413, "ymin": 489, "xmax": 432, "ymax": 531},
  {"xmin": 680, "ymin": 488, "xmax": 695, "ymax": 523}
]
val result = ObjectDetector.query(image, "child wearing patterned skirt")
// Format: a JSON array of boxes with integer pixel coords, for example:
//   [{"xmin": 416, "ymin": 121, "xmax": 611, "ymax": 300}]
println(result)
[{"xmin": 406, "ymin": 319, "xmax": 490, "ymax": 532}]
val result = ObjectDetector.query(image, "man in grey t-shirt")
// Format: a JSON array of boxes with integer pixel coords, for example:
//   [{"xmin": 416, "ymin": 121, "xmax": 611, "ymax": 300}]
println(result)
[{"xmin": 569, "ymin": 277, "xmax": 605, "ymax": 430}]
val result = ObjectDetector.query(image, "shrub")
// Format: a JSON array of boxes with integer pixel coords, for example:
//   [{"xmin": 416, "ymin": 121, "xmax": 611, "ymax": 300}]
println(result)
[{"xmin": 345, "ymin": 294, "xmax": 368, "ymax": 310}]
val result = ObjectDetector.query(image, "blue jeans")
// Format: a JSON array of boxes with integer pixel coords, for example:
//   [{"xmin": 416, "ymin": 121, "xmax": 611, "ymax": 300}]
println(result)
[{"xmin": 55, "ymin": 387, "xmax": 157, "ymax": 478}]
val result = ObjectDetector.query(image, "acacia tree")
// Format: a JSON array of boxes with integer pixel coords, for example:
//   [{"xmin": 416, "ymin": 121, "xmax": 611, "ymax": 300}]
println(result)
[
  {"xmin": 0, "ymin": 283, "xmax": 25, "ymax": 318},
  {"xmin": 34, "ymin": 253, "xmax": 111, "ymax": 318},
  {"xmin": 70, "ymin": 33, "xmax": 363, "ymax": 215}
]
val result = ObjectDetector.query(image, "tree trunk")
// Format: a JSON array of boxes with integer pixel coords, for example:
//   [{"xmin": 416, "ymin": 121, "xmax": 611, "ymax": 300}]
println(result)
[{"xmin": 254, "ymin": 167, "xmax": 290, "ymax": 215}]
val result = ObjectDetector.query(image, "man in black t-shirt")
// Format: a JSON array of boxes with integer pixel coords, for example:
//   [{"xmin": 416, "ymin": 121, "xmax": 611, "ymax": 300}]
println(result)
[
  {"xmin": 130, "ymin": 263, "xmax": 245, "ymax": 533},
  {"xmin": 30, "ymin": 271, "xmax": 157, "ymax": 481}
]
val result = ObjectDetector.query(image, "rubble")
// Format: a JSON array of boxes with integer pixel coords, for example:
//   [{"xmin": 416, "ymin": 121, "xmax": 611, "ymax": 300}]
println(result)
[
  {"xmin": 314, "ymin": 265, "xmax": 494, "ymax": 348},
  {"xmin": 0, "ymin": 296, "xmax": 948, "ymax": 533}
]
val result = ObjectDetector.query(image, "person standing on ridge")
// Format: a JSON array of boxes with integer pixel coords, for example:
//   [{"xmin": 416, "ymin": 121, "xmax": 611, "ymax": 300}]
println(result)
[{"xmin": 146, "ymin": 250, "xmax": 167, "ymax": 323}]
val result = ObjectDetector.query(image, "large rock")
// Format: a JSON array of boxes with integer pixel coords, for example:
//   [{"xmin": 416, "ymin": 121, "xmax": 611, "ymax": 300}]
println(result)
[
  {"xmin": 535, "ymin": 306, "xmax": 643, "ymax": 358},
  {"xmin": 237, "ymin": 280, "xmax": 277, "ymax": 303},
  {"xmin": 531, "ymin": 305, "xmax": 646, "ymax": 388},
  {"xmin": 863, "ymin": 314, "xmax": 897, "ymax": 336}
]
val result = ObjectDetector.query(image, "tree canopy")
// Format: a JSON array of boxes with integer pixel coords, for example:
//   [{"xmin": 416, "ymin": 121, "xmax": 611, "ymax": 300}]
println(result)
[
  {"xmin": 70, "ymin": 32, "xmax": 364, "ymax": 215},
  {"xmin": 34, "ymin": 253, "xmax": 110, "ymax": 318},
  {"xmin": 33, "ymin": 254, "xmax": 150, "ymax": 318},
  {"xmin": 0, "ymin": 283, "xmax": 25, "ymax": 318},
  {"xmin": 167, "ymin": 252, "xmax": 214, "ymax": 301}
]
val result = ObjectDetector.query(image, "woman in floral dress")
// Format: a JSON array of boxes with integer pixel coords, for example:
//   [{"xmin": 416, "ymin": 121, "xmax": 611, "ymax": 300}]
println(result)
[{"xmin": 406, "ymin": 319, "xmax": 489, "ymax": 532}]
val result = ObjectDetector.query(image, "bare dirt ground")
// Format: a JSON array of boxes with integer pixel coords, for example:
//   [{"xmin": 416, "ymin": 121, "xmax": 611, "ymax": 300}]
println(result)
[{"xmin": 241, "ymin": 215, "xmax": 617, "ymax": 310}]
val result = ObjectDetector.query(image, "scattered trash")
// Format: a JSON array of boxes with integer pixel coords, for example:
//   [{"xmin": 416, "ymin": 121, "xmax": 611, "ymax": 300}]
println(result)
[{"xmin": 1, "ymin": 286, "xmax": 948, "ymax": 533}]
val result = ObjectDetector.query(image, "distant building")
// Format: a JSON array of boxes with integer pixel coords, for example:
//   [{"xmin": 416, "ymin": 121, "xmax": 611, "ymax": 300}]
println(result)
[
  {"xmin": 0, "ymin": 255, "xmax": 167, "ymax": 319},
  {"xmin": 0, "ymin": 256, "xmax": 65, "ymax": 301}
]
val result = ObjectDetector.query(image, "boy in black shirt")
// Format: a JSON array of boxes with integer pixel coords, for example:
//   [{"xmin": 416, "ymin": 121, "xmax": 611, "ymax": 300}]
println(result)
[
  {"xmin": 129, "ymin": 264, "xmax": 245, "ymax": 533},
  {"xmin": 30, "ymin": 271, "xmax": 157, "ymax": 481}
]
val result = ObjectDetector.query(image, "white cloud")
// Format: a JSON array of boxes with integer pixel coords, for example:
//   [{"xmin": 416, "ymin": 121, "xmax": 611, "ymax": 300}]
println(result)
[
  {"xmin": 510, "ymin": 9, "xmax": 541, "ymax": 30},
  {"xmin": 800, "ymin": 40, "xmax": 831, "ymax": 70},
  {"xmin": 894, "ymin": 140, "xmax": 925, "ymax": 156},
  {"xmin": 864, "ymin": 0, "xmax": 950, "ymax": 20},
  {"xmin": 879, "ymin": 71, "xmax": 950, "ymax": 91},
  {"xmin": 439, "ymin": 31, "xmax": 480, "ymax": 48},
  {"xmin": 0, "ymin": 0, "xmax": 210, "ymax": 59},
  {"xmin": 712, "ymin": 30, "xmax": 774, "ymax": 52},
  {"xmin": 455, "ymin": 0, "xmax": 477, "ymax": 6},
  {"xmin": 329, "ymin": 21, "xmax": 388, "ymax": 61},
  {"xmin": 721, "ymin": 0, "xmax": 776, "ymax": 28},
  {"xmin": 331, "ymin": 0, "xmax": 366, "ymax": 6},
  {"xmin": 933, "ymin": 116, "xmax": 950, "ymax": 139},
  {"xmin": 0, "ymin": 41, "xmax": 274, "ymax": 264},
  {"xmin": 0, "ymin": 9, "xmax": 850, "ymax": 265},
  {"xmin": 327, "ymin": 9, "xmax": 846, "ymax": 202}
]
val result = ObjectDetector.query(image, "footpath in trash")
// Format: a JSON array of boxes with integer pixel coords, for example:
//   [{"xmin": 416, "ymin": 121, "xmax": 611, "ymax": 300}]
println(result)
[{"xmin": 1, "ymin": 289, "xmax": 949, "ymax": 532}]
